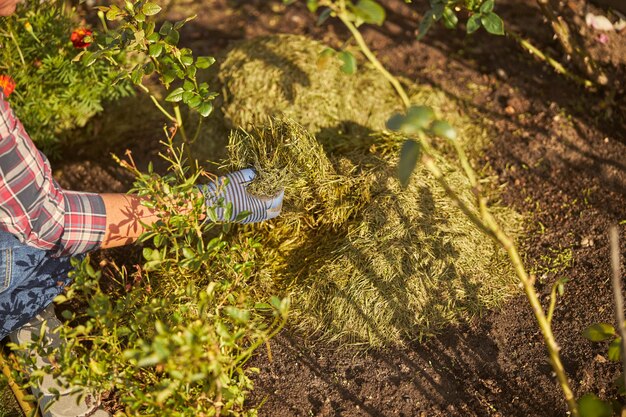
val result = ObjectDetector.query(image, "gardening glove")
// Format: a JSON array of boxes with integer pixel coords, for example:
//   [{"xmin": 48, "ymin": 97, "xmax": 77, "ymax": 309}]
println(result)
[{"xmin": 199, "ymin": 168, "xmax": 284, "ymax": 224}]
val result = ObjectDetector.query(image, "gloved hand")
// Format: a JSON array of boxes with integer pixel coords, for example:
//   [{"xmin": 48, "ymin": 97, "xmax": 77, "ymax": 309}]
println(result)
[{"xmin": 199, "ymin": 168, "xmax": 284, "ymax": 224}]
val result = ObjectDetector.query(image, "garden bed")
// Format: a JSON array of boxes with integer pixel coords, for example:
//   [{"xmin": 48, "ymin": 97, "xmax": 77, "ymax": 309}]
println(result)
[{"xmin": 3, "ymin": 0, "xmax": 626, "ymax": 416}]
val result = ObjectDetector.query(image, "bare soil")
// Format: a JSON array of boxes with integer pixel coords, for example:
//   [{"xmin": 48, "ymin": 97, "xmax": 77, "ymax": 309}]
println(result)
[{"xmin": 49, "ymin": 1, "xmax": 626, "ymax": 416}]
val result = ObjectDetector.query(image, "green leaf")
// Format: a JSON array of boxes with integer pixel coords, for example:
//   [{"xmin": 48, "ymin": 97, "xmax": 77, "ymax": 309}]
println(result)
[
  {"xmin": 105, "ymin": 5, "xmax": 124, "ymax": 21},
  {"xmin": 164, "ymin": 29, "xmax": 180, "ymax": 45},
  {"xmin": 148, "ymin": 43, "xmax": 163, "ymax": 57},
  {"xmin": 159, "ymin": 21, "xmax": 173, "ymax": 35},
  {"xmin": 430, "ymin": 120, "xmax": 457, "ymax": 141},
  {"xmin": 608, "ymin": 338, "xmax": 622, "ymax": 362},
  {"xmin": 386, "ymin": 113, "xmax": 405, "ymax": 131},
  {"xmin": 479, "ymin": 0, "xmax": 494, "ymax": 14},
  {"xmin": 165, "ymin": 87, "xmax": 185, "ymax": 102},
  {"xmin": 317, "ymin": 8, "xmax": 332, "ymax": 26},
  {"xmin": 481, "ymin": 12, "xmax": 504, "ymax": 35},
  {"xmin": 142, "ymin": 2, "xmax": 162, "ymax": 16},
  {"xmin": 307, "ymin": 0, "xmax": 319, "ymax": 12},
  {"xmin": 353, "ymin": 0, "xmax": 386, "ymax": 26},
  {"xmin": 187, "ymin": 96, "xmax": 202, "ymax": 108},
  {"xmin": 583, "ymin": 323, "xmax": 616, "ymax": 342},
  {"xmin": 146, "ymin": 32, "xmax": 160, "ymax": 42},
  {"xmin": 442, "ymin": 7, "xmax": 458, "ymax": 29},
  {"xmin": 398, "ymin": 140, "xmax": 421, "ymax": 188},
  {"xmin": 405, "ymin": 105, "xmax": 436, "ymax": 131},
  {"xmin": 467, "ymin": 14, "xmax": 482, "ymax": 34},
  {"xmin": 198, "ymin": 102, "xmax": 213, "ymax": 117},
  {"xmin": 224, "ymin": 306, "xmax": 250, "ymax": 324},
  {"xmin": 131, "ymin": 67, "xmax": 145, "ymax": 84},
  {"xmin": 196, "ymin": 56, "xmax": 215, "ymax": 69},
  {"xmin": 577, "ymin": 394, "xmax": 613, "ymax": 417},
  {"xmin": 417, "ymin": 9, "xmax": 435, "ymax": 40},
  {"xmin": 339, "ymin": 51, "xmax": 357, "ymax": 74},
  {"xmin": 182, "ymin": 247, "xmax": 195, "ymax": 259},
  {"xmin": 183, "ymin": 80, "xmax": 195, "ymax": 91}
]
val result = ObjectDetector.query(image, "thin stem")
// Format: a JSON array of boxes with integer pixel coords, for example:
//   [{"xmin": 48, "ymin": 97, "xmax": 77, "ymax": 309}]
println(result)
[
  {"xmin": 337, "ymin": 13, "xmax": 411, "ymax": 109},
  {"xmin": 173, "ymin": 105, "xmax": 189, "ymax": 143},
  {"xmin": 507, "ymin": 29, "xmax": 593, "ymax": 88},
  {"xmin": 547, "ymin": 281, "xmax": 559, "ymax": 323},
  {"xmin": 609, "ymin": 226, "xmax": 626, "ymax": 394},
  {"xmin": 135, "ymin": 83, "xmax": 178, "ymax": 123},
  {"xmin": 9, "ymin": 29, "xmax": 25, "ymax": 65}
]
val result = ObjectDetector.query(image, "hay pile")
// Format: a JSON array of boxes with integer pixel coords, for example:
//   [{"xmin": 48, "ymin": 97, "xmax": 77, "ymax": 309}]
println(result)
[{"xmin": 212, "ymin": 35, "xmax": 520, "ymax": 346}]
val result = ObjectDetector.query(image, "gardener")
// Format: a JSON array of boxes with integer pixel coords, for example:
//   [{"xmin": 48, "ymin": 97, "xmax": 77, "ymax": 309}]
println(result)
[{"xmin": 0, "ymin": 1, "xmax": 283, "ymax": 415}]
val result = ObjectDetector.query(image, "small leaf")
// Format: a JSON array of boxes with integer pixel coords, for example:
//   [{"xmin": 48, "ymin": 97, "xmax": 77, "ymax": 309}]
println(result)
[
  {"xmin": 224, "ymin": 306, "xmax": 250, "ymax": 324},
  {"xmin": 307, "ymin": 0, "xmax": 319, "ymax": 13},
  {"xmin": 339, "ymin": 51, "xmax": 357, "ymax": 74},
  {"xmin": 417, "ymin": 9, "xmax": 435, "ymax": 40},
  {"xmin": 131, "ymin": 67, "xmax": 145, "ymax": 84},
  {"xmin": 159, "ymin": 21, "xmax": 173, "ymax": 35},
  {"xmin": 405, "ymin": 105, "xmax": 436, "ymax": 130},
  {"xmin": 398, "ymin": 140, "xmax": 421, "ymax": 188},
  {"xmin": 196, "ymin": 56, "xmax": 215, "ymax": 69},
  {"xmin": 583, "ymin": 323, "xmax": 616, "ymax": 342},
  {"xmin": 165, "ymin": 87, "xmax": 185, "ymax": 102},
  {"xmin": 148, "ymin": 43, "xmax": 163, "ymax": 57},
  {"xmin": 442, "ymin": 7, "xmax": 458, "ymax": 29},
  {"xmin": 480, "ymin": 0, "xmax": 494, "ymax": 14},
  {"xmin": 430, "ymin": 120, "xmax": 457, "ymax": 141},
  {"xmin": 467, "ymin": 14, "xmax": 482, "ymax": 34},
  {"xmin": 386, "ymin": 113, "xmax": 405, "ymax": 131},
  {"xmin": 198, "ymin": 102, "xmax": 213, "ymax": 117},
  {"xmin": 164, "ymin": 29, "xmax": 180, "ymax": 45},
  {"xmin": 577, "ymin": 394, "xmax": 613, "ymax": 417},
  {"xmin": 142, "ymin": 2, "xmax": 162, "ymax": 16},
  {"xmin": 608, "ymin": 338, "xmax": 622, "ymax": 362},
  {"xmin": 182, "ymin": 247, "xmax": 195, "ymax": 260},
  {"xmin": 317, "ymin": 8, "xmax": 332, "ymax": 26},
  {"xmin": 352, "ymin": 0, "xmax": 386, "ymax": 26},
  {"xmin": 481, "ymin": 12, "xmax": 504, "ymax": 35}
]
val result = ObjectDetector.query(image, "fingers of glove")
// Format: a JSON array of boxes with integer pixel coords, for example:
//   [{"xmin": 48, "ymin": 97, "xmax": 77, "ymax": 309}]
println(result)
[{"xmin": 265, "ymin": 189, "xmax": 284, "ymax": 211}]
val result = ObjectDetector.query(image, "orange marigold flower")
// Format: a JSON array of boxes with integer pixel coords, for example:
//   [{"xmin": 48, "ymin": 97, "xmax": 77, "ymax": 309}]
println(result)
[
  {"xmin": 0, "ymin": 75, "xmax": 16, "ymax": 97},
  {"xmin": 70, "ymin": 28, "xmax": 93, "ymax": 49}
]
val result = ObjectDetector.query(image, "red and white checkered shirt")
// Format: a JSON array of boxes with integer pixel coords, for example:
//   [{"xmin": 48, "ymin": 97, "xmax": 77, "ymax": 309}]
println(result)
[{"xmin": 0, "ymin": 88, "xmax": 106, "ymax": 257}]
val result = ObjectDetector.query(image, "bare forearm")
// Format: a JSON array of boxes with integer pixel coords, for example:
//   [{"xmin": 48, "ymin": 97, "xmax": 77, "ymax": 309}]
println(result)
[{"xmin": 100, "ymin": 193, "xmax": 159, "ymax": 249}]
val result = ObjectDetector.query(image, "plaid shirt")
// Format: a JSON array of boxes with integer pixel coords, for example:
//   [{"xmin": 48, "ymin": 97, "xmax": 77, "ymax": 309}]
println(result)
[{"xmin": 0, "ymin": 88, "xmax": 106, "ymax": 257}]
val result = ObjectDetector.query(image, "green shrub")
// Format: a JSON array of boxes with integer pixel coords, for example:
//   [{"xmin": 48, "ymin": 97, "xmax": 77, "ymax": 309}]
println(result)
[
  {"xmin": 8, "ymin": 139, "xmax": 288, "ymax": 416},
  {"xmin": 0, "ymin": 0, "xmax": 133, "ymax": 153}
]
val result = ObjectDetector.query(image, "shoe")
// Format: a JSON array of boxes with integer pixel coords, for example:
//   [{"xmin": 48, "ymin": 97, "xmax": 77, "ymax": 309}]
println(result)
[{"xmin": 9, "ymin": 304, "xmax": 111, "ymax": 417}]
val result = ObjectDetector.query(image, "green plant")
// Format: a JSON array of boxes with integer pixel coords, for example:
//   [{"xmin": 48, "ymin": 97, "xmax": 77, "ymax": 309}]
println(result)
[
  {"xmin": 416, "ymin": 0, "xmax": 504, "ymax": 38},
  {"xmin": 7, "ymin": 134, "xmax": 288, "ymax": 416},
  {"xmin": 90, "ymin": 0, "xmax": 219, "ymax": 145},
  {"xmin": 296, "ymin": 0, "xmax": 586, "ymax": 414},
  {"xmin": 0, "ymin": 0, "xmax": 133, "ymax": 153},
  {"xmin": 411, "ymin": 0, "xmax": 604, "ymax": 86}
]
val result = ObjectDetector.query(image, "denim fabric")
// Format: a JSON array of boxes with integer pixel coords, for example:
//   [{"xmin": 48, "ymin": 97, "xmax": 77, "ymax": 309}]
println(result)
[{"xmin": 0, "ymin": 231, "xmax": 78, "ymax": 340}]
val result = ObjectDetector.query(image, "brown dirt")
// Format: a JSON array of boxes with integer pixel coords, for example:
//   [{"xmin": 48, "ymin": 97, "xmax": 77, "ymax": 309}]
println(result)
[{"xmin": 52, "ymin": 0, "xmax": 626, "ymax": 416}]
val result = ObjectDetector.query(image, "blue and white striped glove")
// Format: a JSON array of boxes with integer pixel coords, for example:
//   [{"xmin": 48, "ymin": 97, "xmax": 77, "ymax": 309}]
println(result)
[{"xmin": 199, "ymin": 168, "xmax": 284, "ymax": 224}]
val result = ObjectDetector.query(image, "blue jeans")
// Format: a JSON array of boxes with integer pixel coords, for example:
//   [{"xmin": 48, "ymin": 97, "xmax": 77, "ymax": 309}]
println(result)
[{"xmin": 0, "ymin": 231, "xmax": 78, "ymax": 340}]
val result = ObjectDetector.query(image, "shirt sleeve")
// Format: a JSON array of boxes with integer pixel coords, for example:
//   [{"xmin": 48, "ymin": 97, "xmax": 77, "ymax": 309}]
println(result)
[{"xmin": 0, "ymin": 87, "xmax": 107, "ymax": 257}]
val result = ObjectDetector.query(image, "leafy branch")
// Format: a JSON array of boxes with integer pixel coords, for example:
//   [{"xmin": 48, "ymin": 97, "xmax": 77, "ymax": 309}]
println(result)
[{"xmin": 83, "ymin": 0, "xmax": 218, "ymax": 144}]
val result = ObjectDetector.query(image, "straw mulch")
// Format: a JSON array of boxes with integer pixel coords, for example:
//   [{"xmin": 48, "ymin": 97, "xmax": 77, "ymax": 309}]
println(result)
[{"xmin": 210, "ymin": 34, "xmax": 521, "ymax": 347}]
